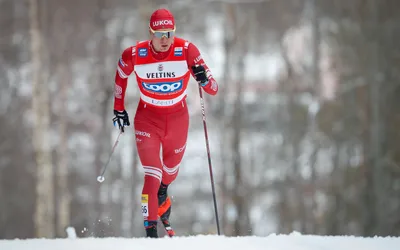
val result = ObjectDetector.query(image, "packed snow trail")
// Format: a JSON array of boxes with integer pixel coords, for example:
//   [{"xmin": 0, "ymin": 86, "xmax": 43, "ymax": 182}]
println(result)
[{"xmin": 1, "ymin": 233, "xmax": 399, "ymax": 250}]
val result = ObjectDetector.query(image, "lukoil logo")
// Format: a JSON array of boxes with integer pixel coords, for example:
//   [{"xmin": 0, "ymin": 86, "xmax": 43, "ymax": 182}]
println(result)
[
  {"xmin": 153, "ymin": 20, "xmax": 173, "ymax": 27},
  {"xmin": 142, "ymin": 81, "xmax": 182, "ymax": 93}
]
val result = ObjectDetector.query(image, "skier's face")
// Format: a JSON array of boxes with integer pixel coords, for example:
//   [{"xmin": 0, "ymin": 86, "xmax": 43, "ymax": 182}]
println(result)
[{"xmin": 150, "ymin": 28, "xmax": 175, "ymax": 52}]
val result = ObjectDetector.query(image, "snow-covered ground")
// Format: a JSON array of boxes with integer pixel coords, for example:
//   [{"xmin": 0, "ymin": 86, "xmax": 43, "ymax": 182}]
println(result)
[{"xmin": 1, "ymin": 232, "xmax": 399, "ymax": 250}]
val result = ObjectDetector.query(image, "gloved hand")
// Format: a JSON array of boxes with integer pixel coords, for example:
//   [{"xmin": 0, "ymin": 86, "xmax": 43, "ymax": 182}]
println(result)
[
  {"xmin": 192, "ymin": 65, "xmax": 209, "ymax": 87},
  {"xmin": 113, "ymin": 110, "xmax": 130, "ymax": 132}
]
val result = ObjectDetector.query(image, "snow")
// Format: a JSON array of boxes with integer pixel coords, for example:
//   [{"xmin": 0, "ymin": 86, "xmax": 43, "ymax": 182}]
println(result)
[{"xmin": 1, "ymin": 233, "xmax": 399, "ymax": 250}]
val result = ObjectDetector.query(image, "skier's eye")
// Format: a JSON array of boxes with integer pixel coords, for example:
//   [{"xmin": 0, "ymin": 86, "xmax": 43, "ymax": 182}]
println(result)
[
  {"xmin": 150, "ymin": 27, "xmax": 176, "ymax": 39},
  {"xmin": 153, "ymin": 31, "xmax": 175, "ymax": 38}
]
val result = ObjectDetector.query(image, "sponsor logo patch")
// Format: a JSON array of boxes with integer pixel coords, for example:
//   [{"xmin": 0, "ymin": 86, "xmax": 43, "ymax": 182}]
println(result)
[
  {"xmin": 151, "ymin": 99, "xmax": 175, "ymax": 106},
  {"xmin": 174, "ymin": 47, "xmax": 183, "ymax": 56},
  {"xmin": 145, "ymin": 72, "xmax": 176, "ymax": 78},
  {"xmin": 138, "ymin": 48, "xmax": 148, "ymax": 57},
  {"xmin": 152, "ymin": 20, "xmax": 173, "ymax": 27},
  {"xmin": 142, "ymin": 80, "xmax": 183, "ymax": 94}
]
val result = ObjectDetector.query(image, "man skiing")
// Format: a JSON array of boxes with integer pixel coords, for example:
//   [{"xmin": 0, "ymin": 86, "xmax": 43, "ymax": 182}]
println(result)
[{"xmin": 112, "ymin": 8, "xmax": 218, "ymax": 238}]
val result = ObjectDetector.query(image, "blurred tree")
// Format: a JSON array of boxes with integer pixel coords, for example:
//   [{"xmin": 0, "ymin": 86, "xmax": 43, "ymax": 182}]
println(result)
[
  {"xmin": 29, "ymin": 0, "xmax": 55, "ymax": 238},
  {"xmin": 50, "ymin": 1, "xmax": 74, "ymax": 237}
]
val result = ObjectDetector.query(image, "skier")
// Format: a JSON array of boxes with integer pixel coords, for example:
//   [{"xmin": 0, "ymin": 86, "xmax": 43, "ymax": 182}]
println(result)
[{"xmin": 112, "ymin": 8, "xmax": 218, "ymax": 238}]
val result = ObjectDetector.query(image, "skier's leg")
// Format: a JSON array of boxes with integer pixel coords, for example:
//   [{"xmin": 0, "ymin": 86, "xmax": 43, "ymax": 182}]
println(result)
[
  {"xmin": 161, "ymin": 105, "xmax": 189, "ymax": 185},
  {"xmin": 158, "ymin": 104, "xmax": 189, "ymax": 236},
  {"xmin": 134, "ymin": 104, "xmax": 165, "ymax": 237}
]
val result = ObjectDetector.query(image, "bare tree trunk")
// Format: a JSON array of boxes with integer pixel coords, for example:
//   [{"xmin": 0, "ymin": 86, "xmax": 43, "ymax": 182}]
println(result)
[
  {"xmin": 277, "ymin": 43, "xmax": 306, "ymax": 234},
  {"xmin": 220, "ymin": 2, "xmax": 237, "ymax": 235},
  {"xmin": 308, "ymin": 0, "xmax": 321, "ymax": 234},
  {"xmin": 231, "ymin": 73, "xmax": 244, "ymax": 236},
  {"xmin": 231, "ymin": 6, "xmax": 252, "ymax": 236},
  {"xmin": 56, "ymin": 63, "xmax": 71, "ymax": 237},
  {"xmin": 292, "ymin": 142, "xmax": 306, "ymax": 232},
  {"xmin": 326, "ymin": 141, "xmax": 342, "ymax": 235},
  {"xmin": 51, "ymin": 1, "xmax": 73, "ymax": 238},
  {"xmin": 288, "ymin": 82, "xmax": 306, "ymax": 232},
  {"xmin": 91, "ymin": 0, "xmax": 113, "ymax": 236},
  {"xmin": 361, "ymin": 0, "xmax": 383, "ymax": 236},
  {"xmin": 368, "ymin": 0, "xmax": 384, "ymax": 236},
  {"xmin": 232, "ymin": 55, "xmax": 252, "ymax": 236},
  {"xmin": 276, "ymin": 182, "xmax": 289, "ymax": 233},
  {"xmin": 112, "ymin": 2, "xmax": 134, "ymax": 236},
  {"xmin": 30, "ymin": 0, "xmax": 55, "ymax": 238}
]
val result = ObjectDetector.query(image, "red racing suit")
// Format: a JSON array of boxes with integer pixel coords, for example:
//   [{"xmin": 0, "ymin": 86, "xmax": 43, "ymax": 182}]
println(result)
[{"xmin": 113, "ymin": 37, "xmax": 218, "ymax": 222}]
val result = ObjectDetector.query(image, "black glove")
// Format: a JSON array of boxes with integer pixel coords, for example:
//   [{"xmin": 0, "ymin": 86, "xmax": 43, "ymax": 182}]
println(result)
[
  {"xmin": 113, "ymin": 110, "xmax": 130, "ymax": 132},
  {"xmin": 192, "ymin": 65, "xmax": 209, "ymax": 86}
]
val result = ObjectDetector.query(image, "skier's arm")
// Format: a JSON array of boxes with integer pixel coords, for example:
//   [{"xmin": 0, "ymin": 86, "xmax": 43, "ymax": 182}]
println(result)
[
  {"xmin": 114, "ymin": 46, "xmax": 135, "ymax": 111},
  {"xmin": 186, "ymin": 43, "xmax": 218, "ymax": 96}
]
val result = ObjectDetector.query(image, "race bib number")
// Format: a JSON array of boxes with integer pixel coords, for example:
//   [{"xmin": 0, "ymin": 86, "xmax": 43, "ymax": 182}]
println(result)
[{"xmin": 141, "ymin": 194, "xmax": 149, "ymax": 217}]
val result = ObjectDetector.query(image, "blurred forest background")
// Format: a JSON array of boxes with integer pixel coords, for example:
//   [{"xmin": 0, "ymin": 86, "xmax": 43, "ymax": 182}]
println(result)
[{"xmin": 1, "ymin": 0, "xmax": 400, "ymax": 239}]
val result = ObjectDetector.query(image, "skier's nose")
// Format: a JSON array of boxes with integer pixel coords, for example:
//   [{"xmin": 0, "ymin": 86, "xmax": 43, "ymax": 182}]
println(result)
[{"xmin": 160, "ymin": 36, "xmax": 168, "ymax": 43}]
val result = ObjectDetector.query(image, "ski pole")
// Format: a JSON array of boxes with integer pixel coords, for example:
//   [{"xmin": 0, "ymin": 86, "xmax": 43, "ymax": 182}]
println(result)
[
  {"xmin": 97, "ymin": 130, "xmax": 123, "ymax": 183},
  {"xmin": 198, "ymin": 85, "xmax": 221, "ymax": 235}
]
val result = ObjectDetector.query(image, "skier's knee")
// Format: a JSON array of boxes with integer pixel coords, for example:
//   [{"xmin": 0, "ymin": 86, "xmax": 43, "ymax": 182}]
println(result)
[
  {"xmin": 143, "ymin": 165, "xmax": 162, "ymax": 183},
  {"xmin": 162, "ymin": 163, "xmax": 180, "ymax": 184}
]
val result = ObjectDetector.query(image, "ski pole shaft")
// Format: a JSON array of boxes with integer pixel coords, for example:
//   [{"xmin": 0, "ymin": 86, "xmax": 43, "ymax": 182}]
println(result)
[
  {"xmin": 97, "ymin": 130, "xmax": 122, "ymax": 183},
  {"xmin": 198, "ymin": 85, "xmax": 221, "ymax": 235}
]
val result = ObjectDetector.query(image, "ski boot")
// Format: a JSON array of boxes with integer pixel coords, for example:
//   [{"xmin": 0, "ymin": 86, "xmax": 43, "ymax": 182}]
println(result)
[
  {"xmin": 158, "ymin": 183, "xmax": 175, "ymax": 237},
  {"xmin": 145, "ymin": 220, "xmax": 158, "ymax": 238}
]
